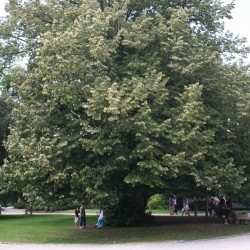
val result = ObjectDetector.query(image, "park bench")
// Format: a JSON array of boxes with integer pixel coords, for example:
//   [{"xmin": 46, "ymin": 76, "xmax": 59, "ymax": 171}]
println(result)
[{"xmin": 234, "ymin": 212, "xmax": 249, "ymax": 225}]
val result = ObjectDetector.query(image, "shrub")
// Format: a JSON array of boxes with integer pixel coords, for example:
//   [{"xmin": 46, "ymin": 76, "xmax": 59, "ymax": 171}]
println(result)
[{"xmin": 147, "ymin": 194, "xmax": 167, "ymax": 210}]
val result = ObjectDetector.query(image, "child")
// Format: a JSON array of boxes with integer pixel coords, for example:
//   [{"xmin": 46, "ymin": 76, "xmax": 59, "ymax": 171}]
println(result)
[
  {"xmin": 95, "ymin": 209, "xmax": 105, "ymax": 229},
  {"xmin": 74, "ymin": 207, "xmax": 80, "ymax": 227},
  {"xmin": 182, "ymin": 198, "xmax": 190, "ymax": 216}
]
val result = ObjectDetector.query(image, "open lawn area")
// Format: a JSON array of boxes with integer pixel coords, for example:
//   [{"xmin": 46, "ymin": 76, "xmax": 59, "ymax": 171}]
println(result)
[{"xmin": 0, "ymin": 214, "xmax": 250, "ymax": 244}]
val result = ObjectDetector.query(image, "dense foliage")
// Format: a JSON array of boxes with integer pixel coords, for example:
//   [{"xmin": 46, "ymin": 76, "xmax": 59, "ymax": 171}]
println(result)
[
  {"xmin": 147, "ymin": 194, "xmax": 167, "ymax": 210},
  {"xmin": 0, "ymin": 0, "xmax": 249, "ymax": 224}
]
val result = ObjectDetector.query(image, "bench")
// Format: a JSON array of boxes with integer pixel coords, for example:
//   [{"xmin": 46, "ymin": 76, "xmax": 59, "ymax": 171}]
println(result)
[{"xmin": 234, "ymin": 212, "xmax": 249, "ymax": 225}]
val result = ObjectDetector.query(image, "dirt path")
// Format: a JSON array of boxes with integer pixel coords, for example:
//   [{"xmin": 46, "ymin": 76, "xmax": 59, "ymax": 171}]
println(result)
[{"xmin": 1, "ymin": 234, "xmax": 250, "ymax": 250}]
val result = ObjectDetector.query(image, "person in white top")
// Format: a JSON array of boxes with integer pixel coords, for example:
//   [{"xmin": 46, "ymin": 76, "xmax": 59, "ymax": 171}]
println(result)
[
  {"xmin": 95, "ymin": 208, "xmax": 105, "ymax": 228},
  {"xmin": 182, "ymin": 198, "xmax": 190, "ymax": 216}
]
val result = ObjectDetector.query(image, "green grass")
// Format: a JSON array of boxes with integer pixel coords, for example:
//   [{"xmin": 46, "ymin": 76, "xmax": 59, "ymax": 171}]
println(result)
[{"xmin": 0, "ymin": 214, "xmax": 250, "ymax": 244}]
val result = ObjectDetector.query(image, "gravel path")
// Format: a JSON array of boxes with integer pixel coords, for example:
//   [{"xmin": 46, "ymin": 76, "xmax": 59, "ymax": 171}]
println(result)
[{"xmin": 1, "ymin": 234, "xmax": 250, "ymax": 250}]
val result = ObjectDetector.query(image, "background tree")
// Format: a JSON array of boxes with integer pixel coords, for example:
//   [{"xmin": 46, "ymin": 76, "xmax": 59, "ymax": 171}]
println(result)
[
  {"xmin": 0, "ymin": 0, "xmax": 249, "ymax": 224},
  {"xmin": 0, "ymin": 96, "xmax": 9, "ymax": 166},
  {"xmin": 0, "ymin": 66, "xmax": 26, "ymax": 206}
]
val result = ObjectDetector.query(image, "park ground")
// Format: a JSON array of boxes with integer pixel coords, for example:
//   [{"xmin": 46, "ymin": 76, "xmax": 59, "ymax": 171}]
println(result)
[{"xmin": 0, "ymin": 207, "xmax": 250, "ymax": 250}]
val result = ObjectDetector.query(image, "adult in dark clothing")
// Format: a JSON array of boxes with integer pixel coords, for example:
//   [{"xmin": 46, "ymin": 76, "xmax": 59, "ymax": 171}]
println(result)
[
  {"xmin": 80, "ymin": 203, "xmax": 86, "ymax": 229},
  {"xmin": 217, "ymin": 198, "xmax": 230, "ymax": 224}
]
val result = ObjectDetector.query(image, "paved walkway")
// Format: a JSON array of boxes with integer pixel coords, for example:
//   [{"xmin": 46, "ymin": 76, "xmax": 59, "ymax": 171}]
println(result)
[
  {"xmin": 0, "ymin": 207, "xmax": 98, "ymax": 215},
  {"xmin": 1, "ymin": 207, "xmax": 26, "ymax": 215},
  {"xmin": 0, "ymin": 207, "xmax": 208, "ymax": 216}
]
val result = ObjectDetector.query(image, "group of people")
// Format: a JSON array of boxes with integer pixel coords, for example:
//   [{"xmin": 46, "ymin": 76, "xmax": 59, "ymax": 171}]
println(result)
[
  {"xmin": 73, "ymin": 196, "xmax": 232, "ymax": 228},
  {"xmin": 168, "ymin": 195, "xmax": 190, "ymax": 216},
  {"xmin": 74, "ymin": 203, "xmax": 86, "ymax": 229},
  {"xmin": 74, "ymin": 203, "xmax": 105, "ymax": 229},
  {"xmin": 209, "ymin": 196, "xmax": 232, "ymax": 224},
  {"xmin": 169, "ymin": 195, "xmax": 232, "ymax": 224}
]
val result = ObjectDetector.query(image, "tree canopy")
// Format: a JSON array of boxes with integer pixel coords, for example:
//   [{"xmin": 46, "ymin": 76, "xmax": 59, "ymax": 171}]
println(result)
[{"xmin": 0, "ymin": 0, "xmax": 250, "ymax": 224}]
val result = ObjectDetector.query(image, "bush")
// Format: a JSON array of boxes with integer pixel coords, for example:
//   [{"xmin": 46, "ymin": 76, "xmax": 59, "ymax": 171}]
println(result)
[
  {"xmin": 147, "ymin": 194, "xmax": 167, "ymax": 210},
  {"xmin": 13, "ymin": 201, "xmax": 26, "ymax": 209}
]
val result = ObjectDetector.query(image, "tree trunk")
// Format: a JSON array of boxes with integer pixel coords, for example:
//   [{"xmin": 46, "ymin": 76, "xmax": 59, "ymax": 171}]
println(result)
[
  {"xmin": 106, "ymin": 191, "xmax": 149, "ymax": 226},
  {"xmin": 193, "ymin": 198, "xmax": 198, "ymax": 216},
  {"xmin": 127, "ymin": 192, "xmax": 146, "ymax": 215},
  {"xmin": 205, "ymin": 198, "xmax": 209, "ymax": 216},
  {"xmin": 29, "ymin": 205, "xmax": 33, "ymax": 215}
]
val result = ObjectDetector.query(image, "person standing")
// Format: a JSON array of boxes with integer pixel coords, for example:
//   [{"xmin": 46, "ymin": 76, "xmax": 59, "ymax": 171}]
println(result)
[
  {"xmin": 168, "ymin": 195, "xmax": 175, "ymax": 216},
  {"xmin": 74, "ymin": 207, "xmax": 80, "ymax": 227},
  {"xmin": 217, "ymin": 197, "xmax": 230, "ymax": 224},
  {"xmin": 209, "ymin": 196, "xmax": 216, "ymax": 216},
  {"xmin": 80, "ymin": 203, "xmax": 86, "ymax": 229},
  {"xmin": 182, "ymin": 197, "xmax": 190, "ymax": 216},
  {"xmin": 173, "ymin": 195, "xmax": 178, "ymax": 215}
]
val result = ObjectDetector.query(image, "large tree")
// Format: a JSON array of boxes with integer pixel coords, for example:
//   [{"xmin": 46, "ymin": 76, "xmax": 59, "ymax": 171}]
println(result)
[{"xmin": 0, "ymin": 0, "xmax": 249, "ymax": 224}]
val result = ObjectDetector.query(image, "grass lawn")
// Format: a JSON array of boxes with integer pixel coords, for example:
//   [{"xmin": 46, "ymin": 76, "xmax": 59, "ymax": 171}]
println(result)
[{"xmin": 0, "ymin": 214, "xmax": 250, "ymax": 244}]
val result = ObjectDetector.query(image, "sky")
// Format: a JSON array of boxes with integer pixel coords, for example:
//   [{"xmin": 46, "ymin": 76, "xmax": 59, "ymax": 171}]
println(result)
[
  {"xmin": 0, "ymin": 0, "xmax": 250, "ymax": 59},
  {"xmin": 224, "ymin": 0, "xmax": 250, "ymax": 50}
]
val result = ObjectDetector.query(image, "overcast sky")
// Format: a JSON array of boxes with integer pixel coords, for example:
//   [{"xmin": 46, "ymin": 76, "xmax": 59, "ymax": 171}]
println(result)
[
  {"xmin": 224, "ymin": 0, "xmax": 250, "ymax": 38},
  {"xmin": 0, "ymin": 0, "xmax": 249, "ymax": 59}
]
